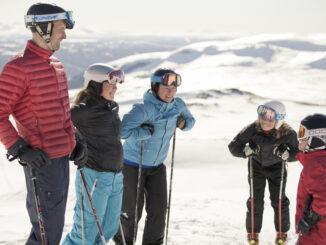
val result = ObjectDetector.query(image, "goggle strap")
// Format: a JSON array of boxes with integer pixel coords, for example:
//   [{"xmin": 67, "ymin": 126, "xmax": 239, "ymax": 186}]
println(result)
[
  {"xmin": 25, "ymin": 12, "xmax": 70, "ymax": 23},
  {"xmin": 150, "ymin": 75, "xmax": 162, "ymax": 83},
  {"xmin": 300, "ymin": 128, "xmax": 326, "ymax": 139},
  {"xmin": 275, "ymin": 114, "xmax": 286, "ymax": 120}
]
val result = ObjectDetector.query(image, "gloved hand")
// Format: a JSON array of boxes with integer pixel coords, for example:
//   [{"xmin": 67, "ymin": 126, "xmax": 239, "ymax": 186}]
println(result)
[
  {"xmin": 141, "ymin": 122, "xmax": 155, "ymax": 135},
  {"xmin": 7, "ymin": 138, "xmax": 51, "ymax": 170},
  {"xmin": 244, "ymin": 143, "xmax": 260, "ymax": 157},
  {"xmin": 273, "ymin": 144, "xmax": 289, "ymax": 161},
  {"xmin": 297, "ymin": 209, "xmax": 322, "ymax": 235},
  {"xmin": 70, "ymin": 132, "xmax": 88, "ymax": 168},
  {"xmin": 176, "ymin": 115, "xmax": 186, "ymax": 129}
]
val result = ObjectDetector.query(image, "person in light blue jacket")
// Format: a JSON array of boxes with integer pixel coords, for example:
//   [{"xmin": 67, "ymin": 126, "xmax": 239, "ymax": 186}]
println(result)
[{"xmin": 114, "ymin": 68, "xmax": 195, "ymax": 245}]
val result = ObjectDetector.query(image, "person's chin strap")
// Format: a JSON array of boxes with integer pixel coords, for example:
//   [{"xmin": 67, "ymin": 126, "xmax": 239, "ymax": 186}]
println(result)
[{"xmin": 35, "ymin": 22, "xmax": 54, "ymax": 51}]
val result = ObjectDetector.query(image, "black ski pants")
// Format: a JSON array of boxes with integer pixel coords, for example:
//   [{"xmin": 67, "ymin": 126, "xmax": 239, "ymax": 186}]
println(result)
[
  {"xmin": 23, "ymin": 156, "xmax": 69, "ymax": 245},
  {"xmin": 246, "ymin": 158, "xmax": 290, "ymax": 234},
  {"xmin": 114, "ymin": 163, "xmax": 167, "ymax": 245}
]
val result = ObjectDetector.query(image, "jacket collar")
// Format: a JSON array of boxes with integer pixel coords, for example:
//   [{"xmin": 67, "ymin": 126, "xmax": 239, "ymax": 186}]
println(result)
[
  {"xmin": 26, "ymin": 40, "xmax": 54, "ymax": 59},
  {"xmin": 296, "ymin": 150, "xmax": 326, "ymax": 166},
  {"xmin": 143, "ymin": 89, "xmax": 176, "ymax": 112}
]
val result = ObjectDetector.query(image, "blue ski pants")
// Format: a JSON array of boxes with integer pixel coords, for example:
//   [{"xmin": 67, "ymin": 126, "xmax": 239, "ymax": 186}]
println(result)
[
  {"xmin": 63, "ymin": 167, "xmax": 123, "ymax": 245},
  {"xmin": 23, "ymin": 155, "xmax": 70, "ymax": 245}
]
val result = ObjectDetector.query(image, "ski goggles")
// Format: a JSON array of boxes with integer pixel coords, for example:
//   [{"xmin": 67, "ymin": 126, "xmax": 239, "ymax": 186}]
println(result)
[
  {"xmin": 25, "ymin": 11, "xmax": 75, "ymax": 29},
  {"xmin": 107, "ymin": 69, "xmax": 125, "ymax": 85},
  {"xmin": 151, "ymin": 73, "xmax": 182, "ymax": 87},
  {"xmin": 257, "ymin": 105, "xmax": 285, "ymax": 121},
  {"xmin": 298, "ymin": 125, "xmax": 326, "ymax": 140}
]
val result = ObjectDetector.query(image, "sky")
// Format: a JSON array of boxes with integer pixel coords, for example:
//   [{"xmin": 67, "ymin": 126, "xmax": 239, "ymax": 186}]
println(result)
[{"xmin": 0, "ymin": 0, "xmax": 325, "ymax": 36}]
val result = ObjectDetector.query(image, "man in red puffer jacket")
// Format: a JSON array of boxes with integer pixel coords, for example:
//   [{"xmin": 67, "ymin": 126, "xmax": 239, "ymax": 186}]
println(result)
[
  {"xmin": 295, "ymin": 113, "xmax": 326, "ymax": 245},
  {"xmin": 0, "ymin": 3, "xmax": 87, "ymax": 244}
]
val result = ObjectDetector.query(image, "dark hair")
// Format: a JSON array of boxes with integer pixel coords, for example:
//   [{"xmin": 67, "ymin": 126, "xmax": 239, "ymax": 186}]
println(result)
[
  {"xmin": 151, "ymin": 68, "xmax": 176, "ymax": 98},
  {"xmin": 73, "ymin": 80, "xmax": 103, "ymax": 106}
]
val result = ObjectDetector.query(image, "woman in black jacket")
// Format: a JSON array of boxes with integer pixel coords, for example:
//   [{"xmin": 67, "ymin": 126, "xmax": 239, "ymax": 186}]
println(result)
[
  {"xmin": 63, "ymin": 63, "xmax": 125, "ymax": 245},
  {"xmin": 228, "ymin": 100, "xmax": 299, "ymax": 245}
]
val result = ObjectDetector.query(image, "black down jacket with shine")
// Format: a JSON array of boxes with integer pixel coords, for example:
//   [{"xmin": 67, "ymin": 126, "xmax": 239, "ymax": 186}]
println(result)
[{"xmin": 71, "ymin": 98, "xmax": 123, "ymax": 172}]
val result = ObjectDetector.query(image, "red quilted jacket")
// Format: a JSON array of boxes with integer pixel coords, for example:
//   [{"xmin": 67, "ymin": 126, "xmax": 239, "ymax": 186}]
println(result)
[
  {"xmin": 0, "ymin": 40, "xmax": 75, "ymax": 159},
  {"xmin": 295, "ymin": 151, "xmax": 326, "ymax": 245}
]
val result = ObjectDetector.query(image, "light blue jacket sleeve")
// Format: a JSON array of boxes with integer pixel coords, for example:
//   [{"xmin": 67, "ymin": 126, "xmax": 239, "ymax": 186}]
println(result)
[
  {"xmin": 176, "ymin": 98, "xmax": 195, "ymax": 131},
  {"xmin": 121, "ymin": 103, "xmax": 152, "ymax": 141}
]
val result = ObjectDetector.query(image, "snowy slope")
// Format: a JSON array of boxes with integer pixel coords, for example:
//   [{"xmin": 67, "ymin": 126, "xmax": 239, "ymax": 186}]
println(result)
[{"xmin": 1, "ymin": 33, "xmax": 326, "ymax": 244}]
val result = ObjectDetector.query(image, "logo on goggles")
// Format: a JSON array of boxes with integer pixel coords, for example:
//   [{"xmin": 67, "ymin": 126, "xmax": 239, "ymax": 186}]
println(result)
[
  {"xmin": 298, "ymin": 125, "xmax": 326, "ymax": 140},
  {"xmin": 151, "ymin": 73, "xmax": 182, "ymax": 87},
  {"xmin": 257, "ymin": 105, "xmax": 285, "ymax": 121}
]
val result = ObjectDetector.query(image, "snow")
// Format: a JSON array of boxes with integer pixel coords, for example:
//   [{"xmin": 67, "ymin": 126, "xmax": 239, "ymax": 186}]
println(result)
[{"xmin": 1, "ymin": 33, "xmax": 326, "ymax": 244}]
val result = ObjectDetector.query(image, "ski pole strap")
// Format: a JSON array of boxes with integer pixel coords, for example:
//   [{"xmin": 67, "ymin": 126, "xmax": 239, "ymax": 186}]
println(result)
[
  {"xmin": 30, "ymin": 167, "xmax": 37, "ymax": 179},
  {"xmin": 304, "ymin": 194, "xmax": 313, "ymax": 212}
]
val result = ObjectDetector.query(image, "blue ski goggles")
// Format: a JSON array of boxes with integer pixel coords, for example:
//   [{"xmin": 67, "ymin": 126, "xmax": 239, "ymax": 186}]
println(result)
[
  {"xmin": 151, "ymin": 73, "xmax": 182, "ymax": 87},
  {"xmin": 257, "ymin": 105, "xmax": 285, "ymax": 121}
]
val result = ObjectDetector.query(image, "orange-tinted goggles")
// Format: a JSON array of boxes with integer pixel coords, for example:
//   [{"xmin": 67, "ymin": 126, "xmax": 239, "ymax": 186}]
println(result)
[
  {"xmin": 151, "ymin": 73, "xmax": 182, "ymax": 87},
  {"xmin": 298, "ymin": 125, "xmax": 326, "ymax": 140}
]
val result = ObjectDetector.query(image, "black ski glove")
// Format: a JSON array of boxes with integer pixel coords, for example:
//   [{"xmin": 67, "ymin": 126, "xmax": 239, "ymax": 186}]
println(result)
[
  {"xmin": 297, "ymin": 209, "xmax": 322, "ymax": 235},
  {"xmin": 7, "ymin": 138, "xmax": 51, "ymax": 170},
  {"xmin": 273, "ymin": 144, "xmax": 290, "ymax": 161},
  {"xmin": 176, "ymin": 115, "xmax": 186, "ymax": 129},
  {"xmin": 70, "ymin": 132, "xmax": 88, "ymax": 168},
  {"xmin": 141, "ymin": 122, "xmax": 155, "ymax": 135}
]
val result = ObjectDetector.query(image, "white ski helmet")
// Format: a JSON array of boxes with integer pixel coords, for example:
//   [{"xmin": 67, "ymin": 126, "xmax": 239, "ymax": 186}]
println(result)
[
  {"xmin": 258, "ymin": 100, "xmax": 286, "ymax": 130},
  {"xmin": 83, "ymin": 63, "xmax": 125, "ymax": 87}
]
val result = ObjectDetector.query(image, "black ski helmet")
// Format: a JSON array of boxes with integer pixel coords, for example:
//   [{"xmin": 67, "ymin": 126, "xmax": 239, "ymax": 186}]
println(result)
[
  {"xmin": 150, "ymin": 68, "xmax": 176, "ymax": 98},
  {"xmin": 299, "ymin": 113, "xmax": 326, "ymax": 151},
  {"xmin": 25, "ymin": 3, "xmax": 74, "ymax": 43}
]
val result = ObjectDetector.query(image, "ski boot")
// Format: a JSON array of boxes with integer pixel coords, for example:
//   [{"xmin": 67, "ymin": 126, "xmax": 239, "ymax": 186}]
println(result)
[
  {"xmin": 247, "ymin": 233, "xmax": 259, "ymax": 245},
  {"xmin": 275, "ymin": 232, "xmax": 287, "ymax": 245}
]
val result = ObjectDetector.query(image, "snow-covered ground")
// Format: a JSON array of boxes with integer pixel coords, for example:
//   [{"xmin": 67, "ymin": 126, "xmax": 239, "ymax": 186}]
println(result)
[{"xmin": 1, "ymin": 33, "xmax": 326, "ymax": 244}]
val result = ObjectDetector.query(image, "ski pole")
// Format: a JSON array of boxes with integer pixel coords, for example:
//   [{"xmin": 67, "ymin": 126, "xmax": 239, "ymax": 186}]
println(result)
[
  {"xmin": 80, "ymin": 173, "xmax": 85, "ymax": 245},
  {"xmin": 296, "ymin": 231, "xmax": 302, "ymax": 245},
  {"xmin": 119, "ymin": 220, "xmax": 127, "ymax": 245},
  {"xmin": 30, "ymin": 168, "xmax": 47, "ymax": 245},
  {"xmin": 249, "ymin": 156, "xmax": 255, "ymax": 242},
  {"xmin": 277, "ymin": 160, "xmax": 286, "ymax": 244},
  {"xmin": 165, "ymin": 130, "xmax": 176, "ymax": 245},
  {"xmin": 79, "ymin": 167, "xmax": 107, "ymax": 245},
  {"xmin": 133, "ymin": 140, "xmax": 144, "ymax": 245}
]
